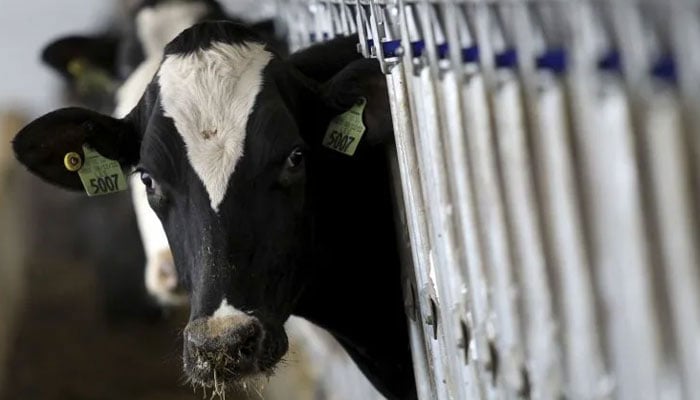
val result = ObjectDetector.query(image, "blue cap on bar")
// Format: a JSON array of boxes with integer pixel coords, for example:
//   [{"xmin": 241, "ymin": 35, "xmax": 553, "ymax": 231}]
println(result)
[
  {"xmin": 536, "ymin": 48, "xmax": 567, "ymax": 74},
  {"xmin": 598, "ymin": 50, "xmax": 621, "ymax": 71},
  {"xmin": 462, "ymin": 46, "xmax": 480, "ymax": 63},
  {"xmin": 651, "ymin": 54, "xmax": 677, "ymax": 84},
  {"xmin": 495, "ymin": 48, "xmax": 518, "ymax": 68}
]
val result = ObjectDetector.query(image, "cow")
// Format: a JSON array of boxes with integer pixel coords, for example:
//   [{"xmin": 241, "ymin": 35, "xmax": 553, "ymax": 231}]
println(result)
[
  {"xmin": 40, "ymin": 0, "xmax": 284, "ymax": 115},
  {"xmin": 40, "ymin": 0, "xmax": 284, "ymax": 306},
  {"xmin": 13, "ymin": 21, "xmax": 416, "ymax": 400},
  {"xmin": 39, "ymin": 4, "xmax": 386, "ymax": 399}
]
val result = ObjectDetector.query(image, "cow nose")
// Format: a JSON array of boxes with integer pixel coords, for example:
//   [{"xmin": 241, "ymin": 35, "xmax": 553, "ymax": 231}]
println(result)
[
  {"xmin": 183, "ymin": 312, "xmax": 264, "ymax": 381},
  {"xmin": 157, "ymin": 255, "xmax": 178, "ymax": 290},
  {"xmin": 145, "ymin": 250, "xmax": 187, "ymax": 306}
]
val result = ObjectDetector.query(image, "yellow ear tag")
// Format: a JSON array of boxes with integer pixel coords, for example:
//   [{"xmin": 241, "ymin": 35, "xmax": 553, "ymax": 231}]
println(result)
[
  {"xmin": 322, "ymin": 98, "xmax": 367, "ymax": 156},
  {"xmin": 75, "ymin": 144, "xmax": 127, "ymax": 196}
]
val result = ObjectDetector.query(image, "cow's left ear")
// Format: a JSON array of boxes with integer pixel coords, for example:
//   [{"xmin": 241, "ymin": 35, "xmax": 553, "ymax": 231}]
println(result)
[
  {"xmin": 12, "ymin": 107, "xmax": 139, "ymax": 191},
  {"xmin": 322, "ymin": 58, "xmax": 393, "ymax": 146}
]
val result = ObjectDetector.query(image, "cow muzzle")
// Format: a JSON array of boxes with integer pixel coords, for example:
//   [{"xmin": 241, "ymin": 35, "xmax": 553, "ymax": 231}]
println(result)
[{"xmin": 182, "ymin": 310, "xmax": 287, "ymax": 387}]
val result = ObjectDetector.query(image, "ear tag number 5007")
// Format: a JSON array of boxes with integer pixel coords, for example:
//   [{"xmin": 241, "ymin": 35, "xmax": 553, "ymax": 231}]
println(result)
[
  {"xmin": 76, "ymin": 144, "xmax": 127, "ymax": 196},
  {"xmin": 323, "ymin": 98, "xmax": 367, "ymax": 156}
]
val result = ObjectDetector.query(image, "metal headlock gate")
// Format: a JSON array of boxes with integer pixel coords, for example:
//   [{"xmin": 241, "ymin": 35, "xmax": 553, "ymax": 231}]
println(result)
[{"xmin": 276, "ymin": 0, "xmax": 700, "ymax": 399}]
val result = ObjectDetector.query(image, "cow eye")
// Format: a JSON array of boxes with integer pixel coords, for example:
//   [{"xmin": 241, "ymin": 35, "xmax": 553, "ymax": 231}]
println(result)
[
  {"xmin": 286, "ymin": 147, "xmax": 304, "ymax": 169},
  {"xmin": 139, "ymin": 171, "xmax": 157, "ymax": 194}
]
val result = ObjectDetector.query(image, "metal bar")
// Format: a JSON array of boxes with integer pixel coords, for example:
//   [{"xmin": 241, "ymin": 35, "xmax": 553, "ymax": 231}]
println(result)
[
  {"xmin": 512, "ymin": 3, "xmax": 610, "ymax": 398},
  {"xmin": 505, "ymin": 2, "xmax": 564, "ymax": 399},
  {"xmin": 390, "ymin": 1, "xmax": 455, "ymax": 397},
  {"xmin": 466, "ymin": 1, "xmax": 526, "ymax": 395},
  {"xmin": 438, "ymin": 1, "xmax": 497, "ymax": 399}
]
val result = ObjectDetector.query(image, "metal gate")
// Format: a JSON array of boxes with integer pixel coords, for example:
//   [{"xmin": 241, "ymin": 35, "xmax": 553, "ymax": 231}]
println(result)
[{"xmin": 276, "ymin": 1, "xmax": 700, "ymax": 399}]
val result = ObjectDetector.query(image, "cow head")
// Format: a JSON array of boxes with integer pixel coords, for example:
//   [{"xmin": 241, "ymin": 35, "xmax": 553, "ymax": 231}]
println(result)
[
  {"xmin": 14, "ymin": 22, "xmax": 391, "ymax": 389},
  {"xmin": 41, "ymin": 0, "xmax": 288, "ymax": 309}
]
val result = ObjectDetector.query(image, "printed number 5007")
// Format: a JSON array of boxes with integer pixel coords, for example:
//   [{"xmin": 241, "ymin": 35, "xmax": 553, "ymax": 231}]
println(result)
[
  {"xmin": 326, "ymin": 131, "xmax": 356, "ymax": 153},
  {"xmin": 90, "ymin": 175, "xmax": 120, "ymax": 193}
]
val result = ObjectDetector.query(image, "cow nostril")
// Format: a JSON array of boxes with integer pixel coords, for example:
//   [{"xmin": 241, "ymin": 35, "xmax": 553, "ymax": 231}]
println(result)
[
  {"xmin": 231, "ymin": 320, "xmax": 263, "ymax": 363},
  {"xmin": 237, "ymin": 332, "xmax": 259, "ymax": 360}
]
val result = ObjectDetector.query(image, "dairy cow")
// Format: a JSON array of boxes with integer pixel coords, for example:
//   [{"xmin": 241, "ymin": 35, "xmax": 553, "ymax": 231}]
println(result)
[
  {"xmin": 39, "ymin": 4, "xmax": 386, "ymax": 399},
  {"xmin": 14, "ymin": 22, "xmax": 416, "ymax": 399},
  {"xmin": 41, "ymin": 0, "xmax": 284, "ymax": 304}
]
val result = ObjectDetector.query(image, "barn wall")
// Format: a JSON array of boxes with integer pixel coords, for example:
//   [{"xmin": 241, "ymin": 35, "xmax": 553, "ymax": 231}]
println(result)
[
  {"xmin": 277, "ymin": 1, "xmax": 700, "ymax": 399},
  {"xmin": 0, "ymin": 111, "xmax": 27, "ymax": 394}
]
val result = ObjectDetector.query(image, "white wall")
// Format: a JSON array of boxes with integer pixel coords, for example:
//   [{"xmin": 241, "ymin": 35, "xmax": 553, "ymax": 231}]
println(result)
[{"xmin": 0, "ymin": 0, "xmax": 113, "ymax": 116}]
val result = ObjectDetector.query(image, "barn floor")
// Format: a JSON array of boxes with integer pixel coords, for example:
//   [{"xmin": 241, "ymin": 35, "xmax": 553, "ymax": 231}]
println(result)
[
  {"xmin": 0, "ymin": 174, "xmax": 201, "ymax": 400},
  {"xmin": 0, "ymin": 256, "xmax": 198, "ymax": 400}
]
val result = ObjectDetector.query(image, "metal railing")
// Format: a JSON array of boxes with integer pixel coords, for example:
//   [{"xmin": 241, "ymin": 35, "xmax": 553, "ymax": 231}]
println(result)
[{"xmin": 276, "ymin": 0, "xmax": 700, "ymax": 398}]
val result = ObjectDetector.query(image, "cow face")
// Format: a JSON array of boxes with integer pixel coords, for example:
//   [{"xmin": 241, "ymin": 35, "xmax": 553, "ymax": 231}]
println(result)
[{"xmin": 14, "ymin": 22, "xmax": 390, "ymax": 389}]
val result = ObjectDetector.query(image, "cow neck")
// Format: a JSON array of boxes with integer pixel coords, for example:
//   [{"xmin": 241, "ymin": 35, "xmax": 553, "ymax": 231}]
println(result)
[{"xmin": 292, "ymin": 147, "xmax": 417, "ymax": 400}]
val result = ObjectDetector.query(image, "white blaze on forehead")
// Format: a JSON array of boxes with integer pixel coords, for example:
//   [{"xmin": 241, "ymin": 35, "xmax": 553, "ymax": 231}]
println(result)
[
  {"xmin": 136, "ymin": 1, "xmax": 209, "ymax": 58},
  {"xmin": 212, "ymin": 298, "xmax": 247, "ymax": 319},
  {"xmin": 158, "ymin": 41, "xmax": 273, "ymax": 211}
]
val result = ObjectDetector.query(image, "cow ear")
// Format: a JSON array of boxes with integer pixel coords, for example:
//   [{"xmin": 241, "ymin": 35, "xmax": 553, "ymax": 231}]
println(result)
[
  {"xmin": 322, "ymin": 58, "xmax": 393, "ymax": 146},
  {"xmin": 12, "ymin": 107, "xmax": 139, "ymax": 191},
  {"xmin": 42, "ymin": 35, "xmax": 120, "ymax": 96}
]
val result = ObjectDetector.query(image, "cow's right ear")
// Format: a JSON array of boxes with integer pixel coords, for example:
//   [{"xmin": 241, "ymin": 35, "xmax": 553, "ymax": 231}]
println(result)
[
  {"xmin": 42, "ymin": 35, "xmax": 120, "ymax": 95},
  {"xmin": 12, "ymin": 107, "xmax": 139, "ymax": 191}
]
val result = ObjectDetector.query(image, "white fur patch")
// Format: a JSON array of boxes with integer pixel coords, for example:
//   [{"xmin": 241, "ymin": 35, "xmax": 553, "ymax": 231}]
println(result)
[
  {"xmin": 212, "ymin": 298, "xmax": 247, "ymax": 319},
  {"xmin": 130, "ymin": 175, "xmax": 188, "ymax": 306},
  {"xmin": 158, "ymin": 42, "xmax": 273, "ymax": 211},
  {"xmin": 136, "ymin": 1, "xmax": 209, "ymax": 58},
  {"xmin": 114, "ymin": 57, "xmax": 161, "ymax": 118},
  {"xmin": 114, "ymin": 1, "xmax": 209, "ymax": 118}
]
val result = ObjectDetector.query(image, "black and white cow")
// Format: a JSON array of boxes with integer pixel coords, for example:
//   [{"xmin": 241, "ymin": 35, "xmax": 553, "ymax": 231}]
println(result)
[
  {"xmin": 13, "ymin": 22, "xmax": 416, "ymax": 399},
  {"xmin": 41, "ymin": 0, "xmax": 285, "ymax": 305}
]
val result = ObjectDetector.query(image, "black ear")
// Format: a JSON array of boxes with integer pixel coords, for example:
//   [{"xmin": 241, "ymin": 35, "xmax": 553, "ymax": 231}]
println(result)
[
  {"xmin": 42, "ymin": 35, "xmax": 120, "ymax": 94},
  {"xmin": 12, "ymin": 108, "xmax": 139, "ymax": 191},
  {"xmin": 322, "ymin": 58, "xmax": 394, "ymax": 146}
]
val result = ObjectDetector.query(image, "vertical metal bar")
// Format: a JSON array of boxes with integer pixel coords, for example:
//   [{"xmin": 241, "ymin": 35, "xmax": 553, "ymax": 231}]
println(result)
[
  {"xmin": 670, "ymin": 0, "xmax": 700, "ymax": 209},
  {"xmin": 411, "ymin": 0, "xmax": 483, "ymax": 397},
  {"xmin": 560, "ymin": 3, "xmax": 619, "ymax": 397},
  {"xmin": 640, "ymin": 87, "xmax": 700, "ymax": 400},
  {"xmin": 439, "ymin": 1, "xmax": 497, "ymax": 399},
  {"xmin": 384, "ymin": 1, "xmax": 453, "ymax": 398},
  {"xmin": 666, "ymin": 1, "xmax": 700, "ymax": 398},
  {"xmin": 563, "ymin": 2, "xmax": 661, "ymax": 398},
  {"xmin": 620, "ymin": 2, "xmax": 700, "ymax": 398},
  {"xmin": 513, "ymin": 3, "xmax": 610, "ymax": 398},
  {"xmin": 466, "ymin": 1, "xmax": 529, "ymax": 396},
  {"xmin": 386, "ymin": 61, "xmax": 441, "ymax": 400},
  {"xmin": 392, "ymin": 1, "xmax": 458, "ymax": 397},
  {"xmin": 608, "ymin": 1, "xmax": 678, "ymax": 398},
  {"xmin": 495, "ymin": 3, "xmax": 565, "ymax": 398},
  {"xmin": 369, "ymin": 1, "xmax": 442, "ymax": 397},
  {"xmin": 420, "ymin": 1, "xmax": 488, "ymax": 398}
]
